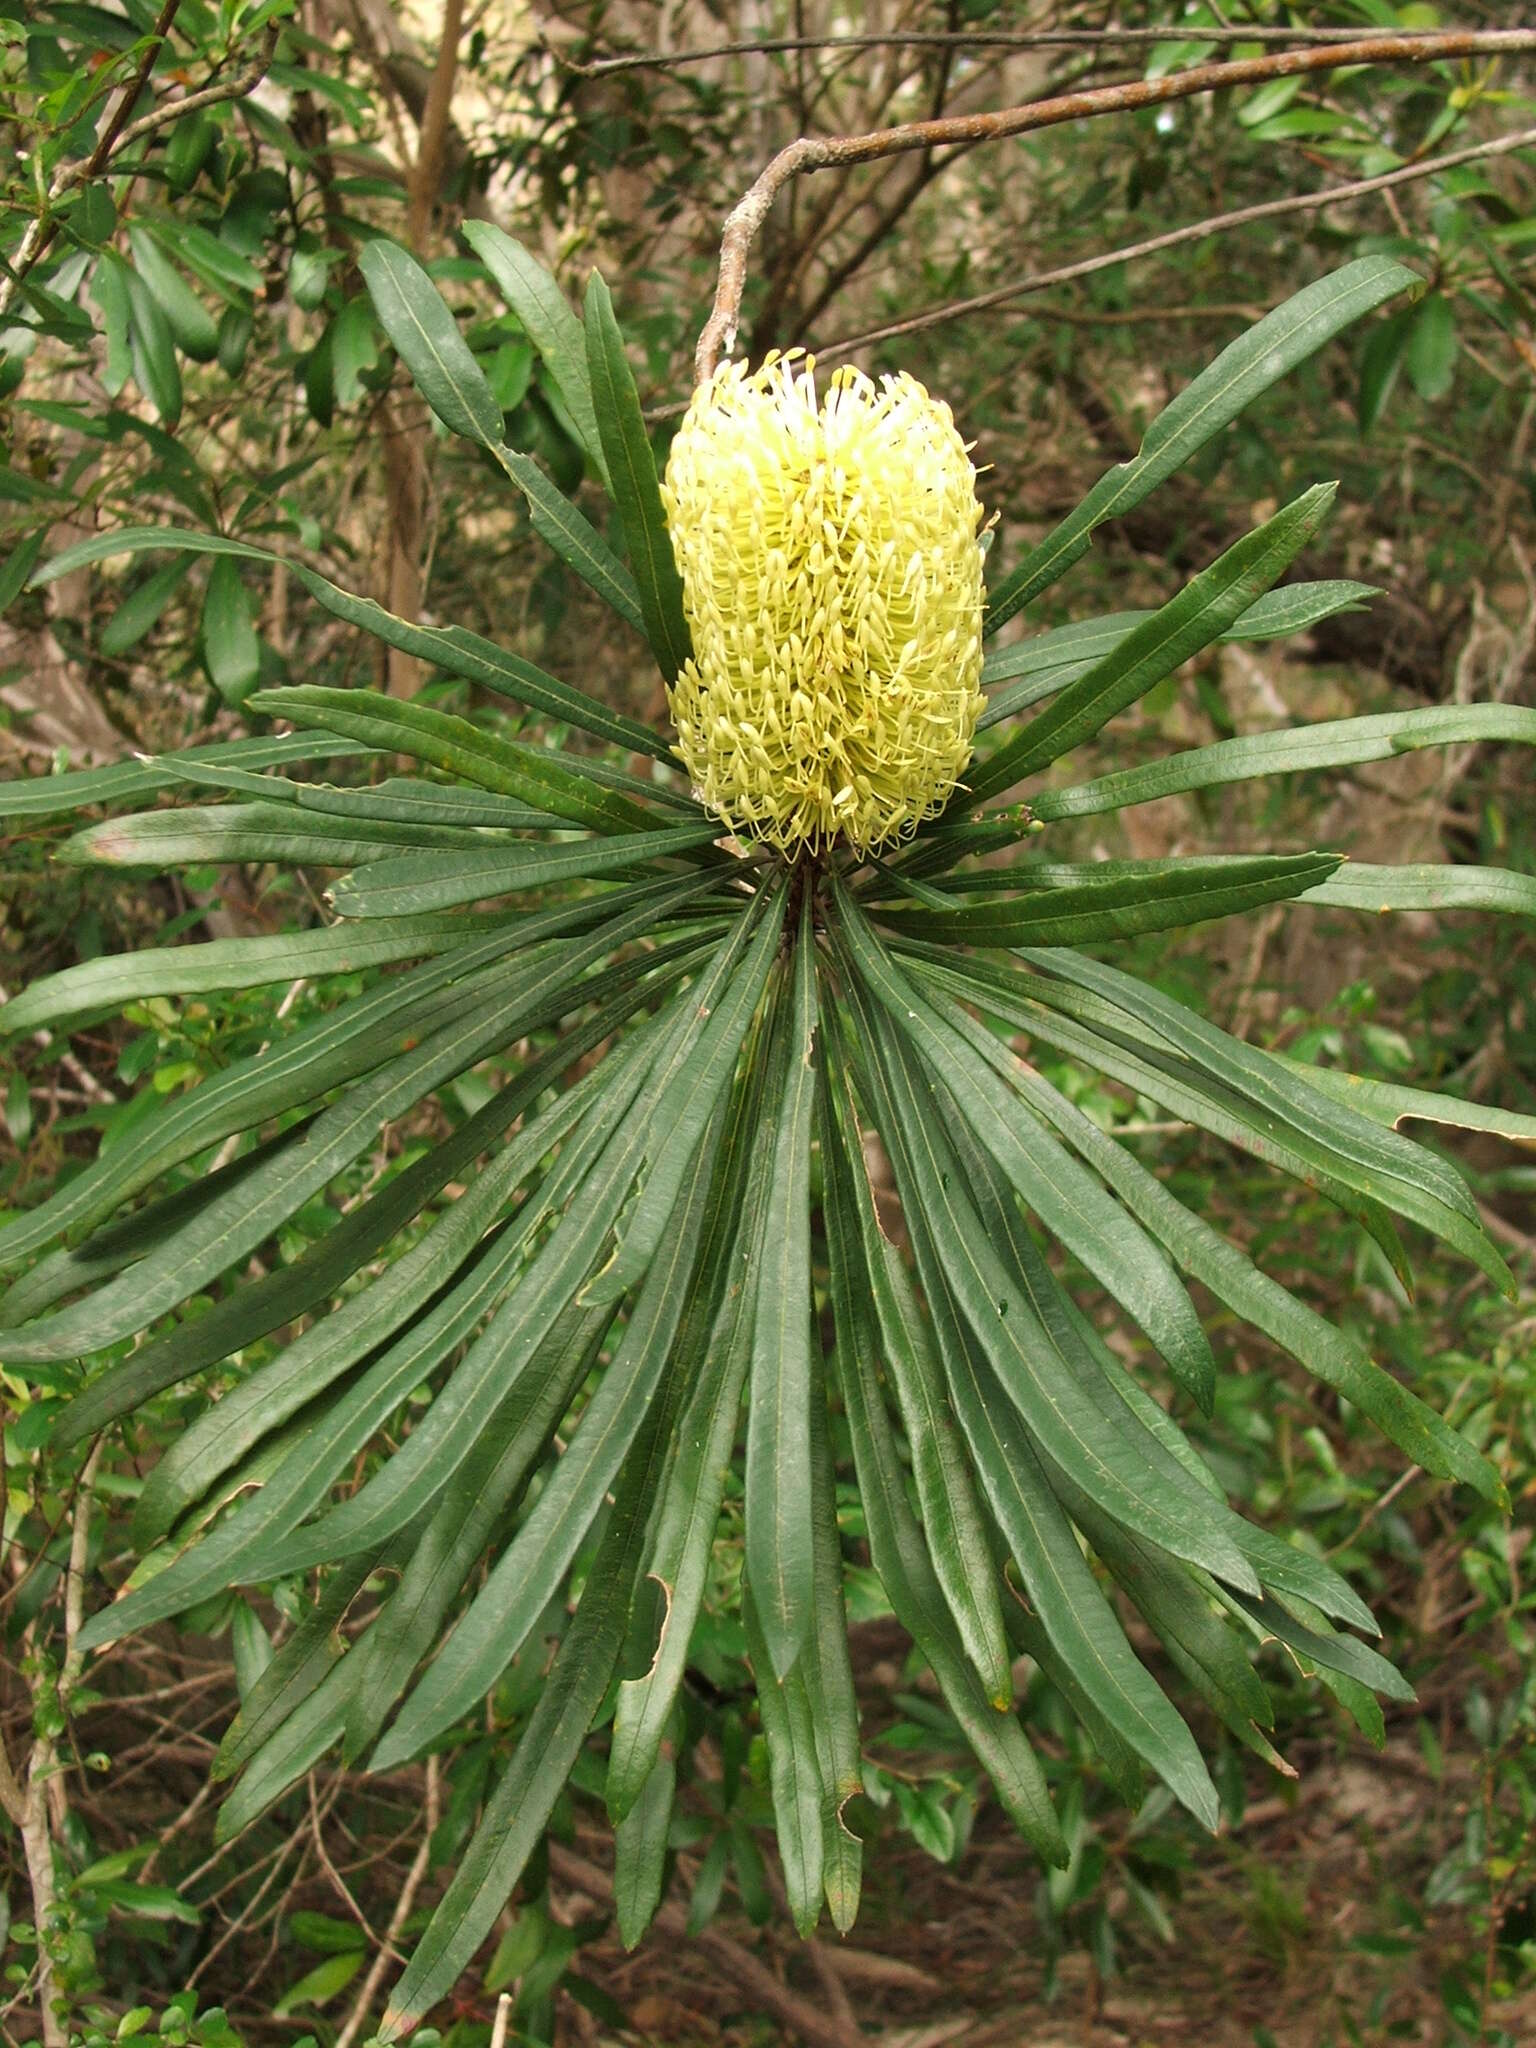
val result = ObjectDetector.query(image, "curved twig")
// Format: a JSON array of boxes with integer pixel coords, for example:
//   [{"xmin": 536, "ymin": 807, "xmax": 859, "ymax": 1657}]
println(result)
[
  {"xmin": 815, "ymin": 123, "xmax": 1536, "ymax": 364},
  {"xmin": 694, "ymin": 29, "xmax": 1536, "ymax": 384},
  {"xmin": 571, "ymin": 23, "xmax": 1536, "ymax": 76}
]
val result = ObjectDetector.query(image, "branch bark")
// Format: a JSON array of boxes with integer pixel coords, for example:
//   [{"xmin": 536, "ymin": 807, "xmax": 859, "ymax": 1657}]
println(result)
[
  {"xmin": 573, "ymin": 23, "xmax": 1534, "ymax": 76},
  {"xmin": 694, "ymin": 29, "xmax": 1536, "ymax": 382},
  {"xmin": 815, "ymin": 122, "xmax": 1536, "ymax": 364}
]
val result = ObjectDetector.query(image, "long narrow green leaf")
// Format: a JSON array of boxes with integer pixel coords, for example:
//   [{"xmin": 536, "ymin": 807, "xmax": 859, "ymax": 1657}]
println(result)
[
  {"xmin": 876, "ymin": 852, "xmax": 1340, "ymax": 948},
  {"xmin": 127, "ymin": 1015, "xmax": 652, "ymax": 1560},
  {"xmin": 869, "ymin": 989, "xmax": 1247, "ymax": 1633},
  {"xmin": 979, "ymin": 582, "xmax": 1380, "ymax": 730},
  {"xmin": 216, "ymin": 1642, "xmax": 352, "ymax": 1836},
  {"xmin": 1034, "ymin": 705, "xmax": 1536, "ymax": 820},
  {"xmin": 745, "ymin": 902, "xmax": 819, "ymax": 1679},
  {"xmin": 606, "ymin": 1016, "xmax": 786, "ymax": 1823},
  {"xmin": 76, "ymin": 966, "xmax": 690, "ymax": 1487},
  {"xmin": 833, "ymin": 961, "xmax": 1258, "ymax": 1597},
  {"xmin": 1272, "ymin": 1059, "xmax": 1536, "ymax": 1147},
  {"xmin": 743, "ymin": 1583, "xmax": 826, "ymax": 1935},
  {"xmin": 983, "ymin": 258, "xmax": 1416, "ymax": 632},
  {"xmin": 378, "ymin": 1294, "xmax": 691, "ymax": 2033},
  {"xmin": 916, "ymin": 952, "xmax": 1413, "ymax": 1283},
  {"xmin": 0, "ymin": 889, "xmax": 676, "ymax": 1267},
  {"xmin": 142, "ymin": 759, "xmax": 566, "ymax": 829},
  {"xmin": 80, "ymin": 1130, "xmax": 651, "ymax": 1667},
  {"xmin": 0, "ymin": 733, "xmax": 369, "ymax": 822},
  {"xmin": 0, "ymin": 917, "xmax": 491, "ymax": 1038},
  {"xmin": 359, "ymin": 239, "xmax": 506, "ymax": 448},
  {"xmin": 1230, "ymin": 1591, "xmax": 1414, "ymax": 1706},
  {"xmin": 586, "ymin": 873, "xmax": 785, "ymax": 1307},
  {"xmin": 214, "ymin": 1554, "xmax": 380, "ymax": 1780},
  {"xmin": 219, "ymin": 905, "xmax": 770, "ymax": 1581},
  {"xmin": 818, "ymin": 1056, "xmax": 1066, "ymax": 1866},
  {"xmin": 971, "ymin": 486, "xmax": 1336, "ymax": 801},
  {"xmin": 488, "ymin": 448, "xmax": 644, "ymax": 635},
  {"xmin": 799, "ymin": 1347, "xmax": 864, "ymax": 1932},
  {"xmin": 33, "ymin": 881, "xmax": 713, "ymax": 1383},
  {"xmin": 879, "ymin": 1060, "xmax": 1221, "ymax": 1817},
  {"xmin": 901, "ymin": 950, "xmax": 1500, "ymax": 1503},
  {"xmin": 1303, "ymin": 863, "xmax": 1536, "ymax": 919},
  {"xmin": 328, "ymin": 822, "xmax": 720, "ymax": 919},
  {"xmin": 339, "ymin": 1302, "xmax": 613, "ymax": 1765},
  {"xmin": 836, "ymin": 894, "xmax": 1215, "ymax": 1410},
  {"xmin": 85, "ymin": 1039, "xmax": 659, "ymax": 1651},
  {"xmin": 584, "ymin": 272, "xmax": 691, "ymax": 682},
  {"xmin": 950, "ymin": 1115, "xmax": 1374, "ymax": 1635},
  {"xmin": 821, "ymin": 1080, "xmax": 1012, "ymax": 1706},
  {"xmin": 8, "ymin": 955, "xmax": 534, "ymax": 1361},
  {"xmin": 1019, "ymin": 945, "xmax": 1511, "ymax": 1293},
  {"xmin": 32, "ymin": 528, "xmax": 664, "ymax": 760},
  {"xmin": 296, "ymin": 777, "xmax": 557, "ymax": 830},
  {"xmin": 90, "ymin": 1064, "xmax": 651, "ymax": 1654},
  {"xmin": 461, "ymin": 224, "xmax": 611, "ymax": 489},
  {"xmin": 0, "ymin": 1123, "xmax": 298, "ymax": 1331},
  {"xmin": 1054, "ymin": 1478, "xmax": 1287, "ymax": 1769},
  {"xmin": 941, "ymin": 1313, "xmax": 1218, "ymax": 1828},
  {"xmin": 613, "ymin": 1756, "xmax": 676, "ymax": 1948},
  {"xmin": 371, "ymin": 1083, "xmax": 733, "ymax": 1766},
  {"xmin": 58, "ymin": 799, "xmax": 492, "ymax": 870},
  {"xmin": 249, "ymin": 686, "xmax": 659, "ymax": 836}
]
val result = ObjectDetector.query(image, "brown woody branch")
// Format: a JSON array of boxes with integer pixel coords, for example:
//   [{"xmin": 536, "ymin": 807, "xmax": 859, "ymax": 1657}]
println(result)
[
  {"xmin": 817, "ymin": 122, "xmax": 1536, "ymax": 363},
  {"xmin": 573, "ymin": 23, "xmax": 1531, "ymax": 75},
  {"xmin": 694, "ymin": 29, "xmax": 1536, "ymax": 383}
]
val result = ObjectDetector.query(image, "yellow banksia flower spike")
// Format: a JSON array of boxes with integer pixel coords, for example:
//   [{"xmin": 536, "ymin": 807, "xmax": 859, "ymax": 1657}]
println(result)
[{"xmin": 662, "ymin": 353, "xmax": 988, "ymax": 856}]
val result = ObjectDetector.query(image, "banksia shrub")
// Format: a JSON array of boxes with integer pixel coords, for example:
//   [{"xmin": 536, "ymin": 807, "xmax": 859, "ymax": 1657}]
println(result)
[{"xmin": 2, "ymin": 243, "xmax": 1532, "ymax": 2029}]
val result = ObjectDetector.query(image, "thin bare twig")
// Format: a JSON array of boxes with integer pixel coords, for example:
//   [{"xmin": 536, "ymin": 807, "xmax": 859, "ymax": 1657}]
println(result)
[
  {"xmin": 333, "ymin": 1756, "xmax": 441, "ymax": 2048},
  {"xmin": 695, "ymin": 31, "xmax": 1536, "ymax": 380},
  {"xmin": 815, "ymin": 123, "xmax": 1536, "ymax": 365},
  {"xmin": 574, "ymin": 23, "xmax": 1536, "ymax": 75},
  {"xmin": 549, "ymin": 1843, "xmax": 866, "ymax": 2048}
]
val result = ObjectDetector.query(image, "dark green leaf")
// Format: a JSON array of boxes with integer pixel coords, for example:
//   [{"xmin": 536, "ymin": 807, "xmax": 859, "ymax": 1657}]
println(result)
[
  {"xmin": 985, "ymin": 258, "xmax": 1416, "ymax": 630},
  {"xmin": 821, "ymin": 1084, "xmax": 1012, "ymax": 1706},
  {"xmin": 32, "ymin": 527, "xmax": 666, "ymax": 762},
  {"xmin": 378, "ymin": 1312, "xmax": 687, "ymax": 2032},
  {"xmin": 1033, "ymin": 705, "xmax": 1536, "ymax": 820},
  {"xmin": 970, "ymin": 485, "xmax": 1337, "ymax": 800},
  {"xmin": 122, "ymin": 258, "xmax": 182, "ymax": 425},
  {"xmin": 745, "ymin": 904, "xmax": 818, "ymax": 1679},
  {"xmin": 462, "ymin": 224, "xmax": 611, "ymax": 489},
  {"xmin": 836, "ymin": 896, "xmax": 1215, "ymax": 1411},
  {"xmin": 1303, "ymin": 863, "xmax": 1536, "ymax": 920},
  {"xmin": 742, "ymin": 1584, "xmax": 825, "ymax": 1935},
  {"xmin": 0, "ymin": 732, "xmax": 369, "ymax": 823},
  {"xmin": 614, "ymin": 1758, "xmax": 675, "ymax": 1948},
  {"xmin": 584, "ymin": 272, "xmax": 691, "ymax": 682},
  {"xmin": 358, "ymin": 240, "xmax": 505, "ymax": 449},
  {"xmin": 329, "ymin": 822, "xmax": 721, "ymax": 919},
  {"xmin": 875, "ymin": 853, "xmax": 1342, "ymax": 948}
]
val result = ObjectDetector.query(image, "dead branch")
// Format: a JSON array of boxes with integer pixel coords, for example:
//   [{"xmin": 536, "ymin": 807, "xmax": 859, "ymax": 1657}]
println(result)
[
  {"xmin": 550, "ymin": 1843, "xmax": 867, "ymax": 2048},
  {"xmin": 816, "ymin": 123, "xmax": 1536, "ymax": 365},
  {"xmin": 572, "ymin": 24, "xmax": 1536, "ymax": 76},
  {"xmin": 695, "ymin": 30, "xmax": 1536, "ymax": 382}
]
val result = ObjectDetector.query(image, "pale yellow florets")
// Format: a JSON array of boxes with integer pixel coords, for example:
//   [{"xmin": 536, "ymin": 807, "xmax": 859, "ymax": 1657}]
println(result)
[{"xmin": 662, "ymin": 354, "xmax": 987, "ymax": 856}]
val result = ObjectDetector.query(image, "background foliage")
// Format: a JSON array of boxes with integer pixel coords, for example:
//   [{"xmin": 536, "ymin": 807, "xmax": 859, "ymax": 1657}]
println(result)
[{"xmin": 1, "ymin": 2, "xmax": 1534, "ymax": 2045}]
